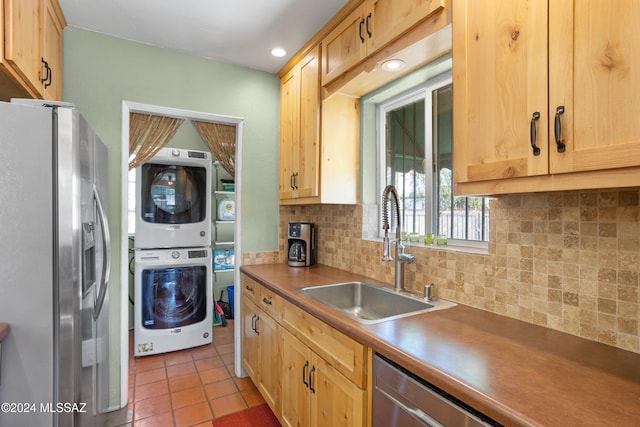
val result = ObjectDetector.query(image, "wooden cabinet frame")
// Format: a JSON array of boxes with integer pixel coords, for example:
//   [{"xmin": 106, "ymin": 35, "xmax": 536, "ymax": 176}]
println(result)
[
  {"xmin": 321, "ymin": 0, "xmax": 446, "ymax": 88},
  {"xmin": 453, "ymin": 0, "xmax": 640, "ymax": 196},
  {"xmin": 241, "ymin": 274, "xmax": 368, "ymax": 427},
  {"xmin": 0, "ymin": 0, "xmax": 65, "ymax": 101},
  {"xmin": 241, "ymin": 285, "xmax": 281, "ymax": 417},
  {"xmin": 279, "ymin": 46, "xmax": 321, "ymax": 202}
]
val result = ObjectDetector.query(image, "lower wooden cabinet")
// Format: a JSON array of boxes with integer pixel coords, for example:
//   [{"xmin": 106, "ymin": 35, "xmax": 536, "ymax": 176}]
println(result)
[
  {"xmin": 241, "ymin": 274, "xmax": 368, "ymax": 426},
  {"xmin": 281, "ymin": 329, "xmax": 365, "ymax": 427},
  {"xmin": 241, "ymin": 297, "xmax": 281, "ymax": 417}
]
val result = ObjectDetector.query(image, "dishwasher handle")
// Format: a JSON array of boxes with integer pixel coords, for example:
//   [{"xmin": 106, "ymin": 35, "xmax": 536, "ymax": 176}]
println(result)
[{"xmin": 376, "ymin": 386, "xmax": 445, "ymax": 427}]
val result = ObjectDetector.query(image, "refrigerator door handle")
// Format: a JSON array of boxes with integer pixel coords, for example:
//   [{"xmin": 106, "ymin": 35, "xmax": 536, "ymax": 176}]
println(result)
[{"xmin": 93, "ymin": 183, "xmax": 111, "ymax": 320}]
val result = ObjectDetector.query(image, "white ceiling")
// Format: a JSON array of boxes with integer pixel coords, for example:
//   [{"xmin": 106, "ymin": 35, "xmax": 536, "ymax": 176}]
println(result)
[{"xmin": 58, "ymin": 0, "xmax": 349, "ymax": 74}]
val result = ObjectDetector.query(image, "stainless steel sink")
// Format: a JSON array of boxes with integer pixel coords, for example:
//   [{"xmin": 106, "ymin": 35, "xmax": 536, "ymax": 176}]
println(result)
[{"xmin": 296, "ymin": 281, "xmax": 456, "ymax": 324}]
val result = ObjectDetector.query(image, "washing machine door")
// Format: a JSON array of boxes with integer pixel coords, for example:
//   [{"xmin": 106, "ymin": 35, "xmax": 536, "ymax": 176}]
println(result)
[{"xmin": 140, "ymin": 265, "xmax": 208, "ymax": 329}]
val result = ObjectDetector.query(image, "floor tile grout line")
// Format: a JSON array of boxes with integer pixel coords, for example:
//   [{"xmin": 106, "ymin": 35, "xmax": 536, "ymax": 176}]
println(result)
[{"xmin": 125, "ymin": 324, "xmax": 256, "ymax": 427}]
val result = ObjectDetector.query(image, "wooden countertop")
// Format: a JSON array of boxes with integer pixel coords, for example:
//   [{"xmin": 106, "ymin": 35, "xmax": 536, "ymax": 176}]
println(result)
[
  {"xmin": 0, "ymin": 323, "xmax": 9, "ymax": 342},
  {"xmin": 240, "ymin": 263, "xmax": 640, "ymax": 427}
]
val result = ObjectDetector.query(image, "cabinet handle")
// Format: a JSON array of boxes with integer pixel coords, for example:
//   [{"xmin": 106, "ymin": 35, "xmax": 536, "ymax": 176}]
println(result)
[
  {"xmin": 293, "ymin": 172, "xmax": 299, "ymax": 190},
  {"xmin": 251, "ymin": 314, "xmax": 260, "ymax": 335},
  {"xmin": 309, "ymin": 366, "xmax": 316, "ymax": 394},
  {"xmin": 40, "ymin": 58, "xmax": 48, "ymax": 83},
  {"xmin": 530, "ymin": 112, "xmax": 541, "ymax": 156},
  {"xmin": 359, "ymin": 18, "xmax": 365, "ymax": 43},
  {"xmin": 302, "ymin": 360, "xmax": 309, "ymax": 388},
  {"xmin": 40, "ymin": 58, "xmax": 51, "ymax": 88},
  {"xmin": 554, "ymin": 106, "xmax": 566, "ymax": 153},
  {"xmin": 46, "ymin": 66, "xmax": 52, "ymax": 88},
  {"xmin": 262, "ymin": 296, "xmax": 272, "ymax": 306},
  {"xmin": 366, "ymin": 13, "xmax": 372, "ymax": 38},
  {"xmin": 245, "ymin": 284, "xmax": 254, "ymax": 292},
  {"xmin": 290, "ymin": 173, "xmax": 295, "ymax": 190}
]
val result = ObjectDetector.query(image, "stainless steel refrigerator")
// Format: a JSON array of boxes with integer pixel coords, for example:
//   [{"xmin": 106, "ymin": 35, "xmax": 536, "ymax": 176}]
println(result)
[{"xmin": 0, "ymin": 100, "xmax": 111, "ymax": 427}]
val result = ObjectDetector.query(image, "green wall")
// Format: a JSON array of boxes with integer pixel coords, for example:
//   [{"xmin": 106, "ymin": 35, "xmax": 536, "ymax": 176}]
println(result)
[{"xmin": 63, "ymin": 27, "xmax": 281, "ymax": 406}]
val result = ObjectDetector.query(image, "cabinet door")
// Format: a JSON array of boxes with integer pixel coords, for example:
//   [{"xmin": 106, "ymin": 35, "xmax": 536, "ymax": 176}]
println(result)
[
  {"xmin": 242, "ymin": 298, "xmax": 281, "ymax": 417},
  {"xmin": 321, "ymin": 5, "xmax": 367, "ymax": 85},
  {"xmin": 453, "ymin": 0, "xmax": 549, "ymax": 184},
  {"xmin": 280, "ymin": 69, "xmax": 299, "ymax": 200},
  {"xmin": 280, "ymin": 46, "xmax": 321, "ymax": 202},
  {"xmin": 367, "ymin": 0, "xmax": 445, "ymax": 52},
  {"xmin": 310, "ymin": 355, "xmax": 365, "ymax": 427},
  {"xmin": 41, "ymin": 0, "xmax": 64, "ymax": 100},
  {"xmin": 549, "ymin": 0, "xmax": 640, "ymax": 174},
  {"xmin": 281, "ymin": 330, "xmax": 312, "ymax": 427},
  {"xmin": 296, "ymin": 47, "xmax": 320, "ymax": 199},
  {"xmin": 241, "ymin": 299, "xmax": 259, "ymax": 380},
  {"xmin": 5, "ymin": 0, "xmax": 41, "ymax": 92},
  {"xmin": 256, "ymin": 311, "xmax": 280, "ymax": 414}
]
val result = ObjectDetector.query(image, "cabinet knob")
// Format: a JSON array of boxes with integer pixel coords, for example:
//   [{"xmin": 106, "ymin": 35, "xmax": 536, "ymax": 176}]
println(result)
[
  {"xmin": 554, "ymin": 106, "xmax": 566, "ymax": 153},
  {"xmin": 530, "ymin": 112, "xmax": 541, "ymax": 156}
]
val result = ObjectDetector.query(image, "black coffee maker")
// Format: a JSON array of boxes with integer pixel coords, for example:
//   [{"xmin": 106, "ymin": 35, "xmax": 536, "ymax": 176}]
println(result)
[{"xmin": 287, "ymin": 222, "xmax": 316, "ymax": 267}]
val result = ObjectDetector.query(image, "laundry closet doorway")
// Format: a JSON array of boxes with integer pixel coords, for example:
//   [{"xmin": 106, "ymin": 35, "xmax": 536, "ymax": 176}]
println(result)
[{"xmin": 119, "ymin": 100, "xmax": 244, "ymax": 407}]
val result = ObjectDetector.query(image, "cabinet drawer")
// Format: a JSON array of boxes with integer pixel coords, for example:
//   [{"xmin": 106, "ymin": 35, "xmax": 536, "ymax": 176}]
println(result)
[
  {"xmin": 242, "ymin": 276, "xmax": 259, "ymax": 302},
  {"xmin": 281, "ymin": 300, "xmax": 367, "ymax": 388},
  {"xmin": 258, "ymin": 285, "xmax": 281, "ymax": 321}
]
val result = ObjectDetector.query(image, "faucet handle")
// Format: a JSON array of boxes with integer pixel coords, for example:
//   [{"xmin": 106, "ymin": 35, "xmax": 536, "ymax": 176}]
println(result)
[{"xmin": 399, "ymin": 253, "xmax": 415, "ymax": 263}]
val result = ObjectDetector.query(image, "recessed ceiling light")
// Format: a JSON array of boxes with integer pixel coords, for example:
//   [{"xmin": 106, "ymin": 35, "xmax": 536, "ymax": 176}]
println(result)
[
  {"xmin": 381, "ymin": 59, "xmax": 406, "ymax": 72},
  {"xmin": 271, "ymin": 47, "xmax": 286, "ymax": 57}
]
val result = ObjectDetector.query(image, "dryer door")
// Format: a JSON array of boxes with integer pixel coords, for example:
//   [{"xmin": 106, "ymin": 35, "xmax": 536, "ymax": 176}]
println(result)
[
  {"xmin": 139, "ymin": 163, "xmax": 208, "ymax": 225},
  {"xmin": 140, "ymin": 265, "xmax": 208, "ymax": 330}
]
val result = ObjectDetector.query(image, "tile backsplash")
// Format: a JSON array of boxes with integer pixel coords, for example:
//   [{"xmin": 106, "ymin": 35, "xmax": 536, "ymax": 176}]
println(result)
[{"xmin": 246, "ymin": 189, "xmax": 640, "ymax": 354}]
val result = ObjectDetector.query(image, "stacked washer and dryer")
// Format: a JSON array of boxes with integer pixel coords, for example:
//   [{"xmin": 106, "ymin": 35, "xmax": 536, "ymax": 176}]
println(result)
[{"xmin": 133, "ymin": 147, "xmax": 213, "ymax": 356}]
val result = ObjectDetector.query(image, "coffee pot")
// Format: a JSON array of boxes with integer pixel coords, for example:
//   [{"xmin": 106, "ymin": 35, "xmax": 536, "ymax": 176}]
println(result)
[
  {"xmin": 287, "ymin": 223, "xmax": 315, "ymax": 267},
  {"xmin": 289, "ymin": 241, "xmax": 306, "ymax": 263}
]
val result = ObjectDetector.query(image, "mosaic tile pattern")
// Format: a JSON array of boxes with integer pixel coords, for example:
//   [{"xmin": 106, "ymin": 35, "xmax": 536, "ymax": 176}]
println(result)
[
  {"xmin": 242, "ymin": 251, "xmax": 282, "ymax": 266},
  {"xmin": 276, "ymin": 189, "xmax": 640, "ymax": 354}
]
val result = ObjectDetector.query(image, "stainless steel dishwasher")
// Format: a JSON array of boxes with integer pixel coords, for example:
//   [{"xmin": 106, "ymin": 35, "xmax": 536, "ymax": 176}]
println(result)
[{"xmin": 373, "ymin": 354, "xmax": 501, "ymax": 427}]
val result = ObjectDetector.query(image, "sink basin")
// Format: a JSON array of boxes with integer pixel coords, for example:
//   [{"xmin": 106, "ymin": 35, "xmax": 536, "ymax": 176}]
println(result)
[{"xmin": 296, "ymin": 281, "xmax": 456, "ymax": 324}]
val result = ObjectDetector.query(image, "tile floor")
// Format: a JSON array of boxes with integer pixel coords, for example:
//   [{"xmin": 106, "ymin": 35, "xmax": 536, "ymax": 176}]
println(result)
[{"xmin": 106, "ymin": 320, "xmax": 268, "ymax": 427}]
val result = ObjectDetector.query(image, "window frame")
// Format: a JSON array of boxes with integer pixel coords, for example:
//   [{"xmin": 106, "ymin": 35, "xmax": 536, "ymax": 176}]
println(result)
[{"xmin": 376, "ymin": 71, "xmax": 489, "ymax": 250}]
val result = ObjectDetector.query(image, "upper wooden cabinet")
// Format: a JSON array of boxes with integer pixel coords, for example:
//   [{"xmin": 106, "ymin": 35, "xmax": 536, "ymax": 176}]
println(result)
[
  {"xmin": 321, "ymin": 0, "xmax": 446, "ymax": 86},
  {"xmin": 4, "ymin": 0, "xmax": 41, "ymax": 93},
  {"xmin": 453, "ymin": 0, "xmax": 640, "ymax": 195},
  {"xmin": 280, "ymin": 46, "xmax": 321, "ymax": 202},
  {"xmin": 0, "ymin": 0, "xmax": 66, "ymax": 101},
  {"xmin": 321, "ymin": 5, "xmax": 367, "ymax": 87},
  {"xmin": 40, "ymin": 0, "xmax": 65, "ymax": 100},
  {"xmin": 280, "ymin": 44, "xmax": 360, "ymax": 205}
]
